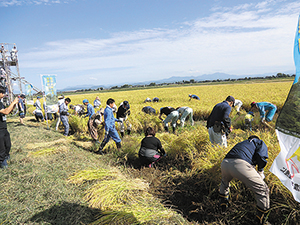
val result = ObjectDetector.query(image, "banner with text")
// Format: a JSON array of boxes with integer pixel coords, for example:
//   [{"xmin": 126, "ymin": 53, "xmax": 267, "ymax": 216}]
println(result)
[
  {"xmin": 41, "ymin": 74, "xmax": 58, "ymax": 113},
  {"xmin": 270, "ymin": 15, "xmax": 300, "ymax": 202}
]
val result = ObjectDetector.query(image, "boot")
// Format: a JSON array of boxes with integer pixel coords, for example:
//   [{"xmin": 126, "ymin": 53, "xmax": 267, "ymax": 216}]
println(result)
[
  {"xmin": 95, "ymin": 141, "xmax": 106, "ymax": 155},
  {"xmin": 116, "ymin": 142, "xmax": 121, "ymax": 149},
  {"xmin": 0, "ymin": 159, "xmax": 8, "ymax": 169},
  {"xmin": 256, "ymin": 206, "xmax": 271, "ymax": 225},
  {"xmin": 120, "ymin": 131, "xmax": 124, "ymax": 138},
  {"xmin": 164, "ymin": 126, "xmax": 169, "ymax": 132},
  {"xmin": 219, "ymin": 193, "xmax": 229, "ymax": 213},
  {"xmin": 172, "ymin": 126, "xmax": 176, "ymax": 134},
  {"xmin": 127, "ymin": 129, "xmax": 131, "ymax": 135}
]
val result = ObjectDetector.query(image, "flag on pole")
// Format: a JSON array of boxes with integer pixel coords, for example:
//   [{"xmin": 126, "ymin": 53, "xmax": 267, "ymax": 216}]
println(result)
[
  {"xmin": 270, "ymin": 15, "xmax": 300, "ymax": 202},
  {"xmin": 41, "ymin": 74, "xmax": 58, "ymax": 114},
  {"xmin": 25, "ymin": 83, "xmax": 34, "ymax": 105}
]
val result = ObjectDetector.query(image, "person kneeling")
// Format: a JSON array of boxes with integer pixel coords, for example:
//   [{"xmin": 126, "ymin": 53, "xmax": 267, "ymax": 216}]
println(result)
[{"xmin": 138, "ymin": 127, "xmax": 165, "ymax": 168}]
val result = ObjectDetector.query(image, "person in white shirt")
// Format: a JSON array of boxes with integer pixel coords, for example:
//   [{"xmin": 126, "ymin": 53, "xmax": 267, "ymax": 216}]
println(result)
[
  {"xmin": 176, "ymin": 106, "xmax": 194, "ymax": 127},
  {"xmin": 234, "ymin": 99, "xmax": 243, "ymax": 114}
]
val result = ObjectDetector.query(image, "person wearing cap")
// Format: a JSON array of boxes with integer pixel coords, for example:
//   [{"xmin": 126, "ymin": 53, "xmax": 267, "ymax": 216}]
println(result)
[
  {"xmin": 234, "ymin": 99, "xmax": 243, "ymax": 114},
  {"xmin": 59, "ymin": 97, "xmax": 71, "ymax": 136},
  {"xmin": 95, "ymin": 98, "xmax": 122, "ymax": 155},
  {"xmin": 152, "ymin": 97, "xmax": 159, "ymax": 102},
  {"xmin": 18, "ymin": 94, "xmax": 26, "ymax": 124},
  {"xmin": 176, "ymin": 106, "xmax": 194, "ymax": 127},
  {"xmin": 189, "ymin": 94, "xmax": 200, "ymax": 101},
  {"xmin": 116, "ymin": 100, "xmax": 131, "ymax": 137},
  {"xmin": 93, "ymin": 96, "xmax": 101, "ymax": 108},
  {"xmin": 33, "ymin": 96, "xmax": 44, "ymax": 122},
  {"xmin": 0, "ymin": 85, "xmax": 19, "ymax": 169},
  {"xmin": 159, "ymin": 106, "xmax": 179, "ymax": 133},
  {"xmin": 245, "ymin": 111, "xmax": 254, "ymax": 131},
  {"xmin": 206, "ymin": 96, "xmax": 235, "ymax": 147},
  {"xmin": 219, "ymin": 135, "xmax": 270, "ymax": 225},
  {"xmin": 251, "ymin": 101, "xmax": 277, "ymax": 123},
  {"xmin": 55, "ymin": 95, "xmax": 65, "ymax": 130},
  {"xmin": 83, "ymin": 99, "xmax": 95, "ymax": 118},
  {"xmin": 142, "ymin": 106, "xmax": 156, "ymax": 115}
]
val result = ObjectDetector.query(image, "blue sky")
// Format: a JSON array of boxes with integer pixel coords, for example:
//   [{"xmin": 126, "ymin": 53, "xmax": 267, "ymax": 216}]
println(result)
[{"xmin": 1, "ymin": 0, "xmax": 300, "ymax": 90}]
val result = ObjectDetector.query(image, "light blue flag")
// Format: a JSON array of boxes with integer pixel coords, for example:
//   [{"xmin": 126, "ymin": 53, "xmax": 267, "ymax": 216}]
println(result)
[
  {"xmin": 25, "ymin": 84, "xmax": 32, "ymax": 97},
  {"xmin": 293, "ymin": 16, "xmax": 300, "ymax": 84}
]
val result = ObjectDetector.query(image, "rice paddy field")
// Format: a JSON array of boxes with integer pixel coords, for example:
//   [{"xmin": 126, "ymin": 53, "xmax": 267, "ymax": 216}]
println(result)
[{"xmin": 1, "ymin": 78, "xmax": 299, "ymax": 225}]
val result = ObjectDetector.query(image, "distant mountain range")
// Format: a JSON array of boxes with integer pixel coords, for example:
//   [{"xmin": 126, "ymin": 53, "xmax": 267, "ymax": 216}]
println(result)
[{"xmin": 59, "ymin": 71, "xmax": 294, "ymax": 92}]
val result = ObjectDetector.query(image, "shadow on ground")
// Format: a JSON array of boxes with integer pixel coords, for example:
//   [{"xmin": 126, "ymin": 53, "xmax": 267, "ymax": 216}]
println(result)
[{"xmin": 28, "ymin": 201, "xmax": 101, "ymax": 225}]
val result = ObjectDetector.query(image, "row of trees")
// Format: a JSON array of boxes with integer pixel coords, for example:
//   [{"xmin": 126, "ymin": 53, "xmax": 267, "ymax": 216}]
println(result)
[{"xmin": 74, "ymin": 73, "xmax": 294, "ymax": 92}]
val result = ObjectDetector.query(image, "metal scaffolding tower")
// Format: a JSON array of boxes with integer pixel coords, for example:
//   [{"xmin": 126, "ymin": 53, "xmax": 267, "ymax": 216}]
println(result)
[{"xmin": 0, "ymin": 43, "xmax": 41, "ymax": 104}]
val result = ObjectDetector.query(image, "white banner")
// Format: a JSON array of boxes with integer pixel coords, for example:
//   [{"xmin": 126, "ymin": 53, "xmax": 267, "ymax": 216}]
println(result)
[{"xmin": 270, "ymin": 130, "xmax": 300, "ymax": 202}]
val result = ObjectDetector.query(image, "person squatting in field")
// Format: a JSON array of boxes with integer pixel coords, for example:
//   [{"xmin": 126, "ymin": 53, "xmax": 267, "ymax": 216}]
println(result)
[
  {"xmin": 59, "ymin": 97, "xmax": 71, "ymax": 136},
  {"xmin": 138, "ymin": 127, "xmax": 165, "ymax": 168},
  {"xmin": 251, "ymin": 101, "xmax": 277, "ymax": 123},
  {"xmin": 206, "ymin": 96, "xmax": 235, "ymax": 147},
  {"xmin": 219, "ymin": 135, "xmax": 270, "ymax": 225},
  {"xmin": 116, "ymin": 100, "xmax": 131, "ymax": 138},
  {"xmin": 0, "ymin": 86, "xmax": 19, "ymax": 169},
  {"xmin": 95, "ymin": 98, "xmax": 122, "ymax": 155},
  {"xmin": 176, "ymin": 106, "xmax": 194, "ymax": 127},
  {"xmin": 159, "ymin": 106, "xmax": 179, "ymax": 134}
]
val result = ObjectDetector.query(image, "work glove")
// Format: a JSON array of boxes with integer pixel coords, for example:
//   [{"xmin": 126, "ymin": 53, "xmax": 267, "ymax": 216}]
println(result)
[
  {"xmin": 261, "ymin": 118, "xmax": 265, "ymax": 123},
  {"xmin": 258, "ymin": 171, "xmax": 265, "ymax": 180}
]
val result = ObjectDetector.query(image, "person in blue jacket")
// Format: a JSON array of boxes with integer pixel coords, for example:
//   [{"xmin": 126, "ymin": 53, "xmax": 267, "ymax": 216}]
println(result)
[
  {"xmin": 189, "ymin": 94, "xmax": 200, "ymax": 101},
  {"xmin": 95, "ymin": 98, "xmax": 122, "ymax": 155},
  {"xmin": 59, "ymin": 97, "xmax": 71, "ymax": 136},
  {"xmin": 83, "ymin": 99, "xmax": 98, "ymax": 142},
  {"xmin": 83, "ymin": 99, "xmax": 95, "ymax": 118},
  {"xmin": 219, "ymin": 135, "xmax": 270, "ymax": 224},
  {"xmin": 251, "ymin": 101, "xmax": 277, "ymax": 123}
]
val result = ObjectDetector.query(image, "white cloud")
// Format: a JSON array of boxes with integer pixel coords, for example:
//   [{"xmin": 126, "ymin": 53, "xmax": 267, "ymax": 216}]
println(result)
[
  {"xmin": 0, "ymin": 0, "xmax": 70, "ymax": 6},
  {"xmin": 19, "ymin": 0, "xmax": 300, "ymax": 87}
]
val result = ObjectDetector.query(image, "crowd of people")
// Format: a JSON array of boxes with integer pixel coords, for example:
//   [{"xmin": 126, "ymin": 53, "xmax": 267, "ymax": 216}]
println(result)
[{"xmin": 0, "ymin": 90, "xmax": 278, "ymax": 224}]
